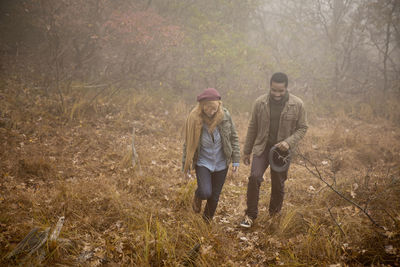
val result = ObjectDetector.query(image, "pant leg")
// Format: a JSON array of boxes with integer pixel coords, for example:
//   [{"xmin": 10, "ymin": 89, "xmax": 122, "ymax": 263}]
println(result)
[
  {"xmin": 245, "ymin": 148, "xmax": 270, "ymax": 220},
  {"xmin": 268, "ymin": 167, "xmax": 288, "ymax": 215},
  {"xmin": 195, "ymin": 165, "xmax": 212, "ymax": 200},
  {"xmin": 203, "ymin": 168, "xmax": 228, "ymax": 220}
]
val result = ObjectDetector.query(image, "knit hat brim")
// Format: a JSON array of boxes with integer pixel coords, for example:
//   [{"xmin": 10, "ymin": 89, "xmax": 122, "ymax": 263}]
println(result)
[{"xmin": 197, "ymin": 88, "xmax": 221, "ymax": 102}]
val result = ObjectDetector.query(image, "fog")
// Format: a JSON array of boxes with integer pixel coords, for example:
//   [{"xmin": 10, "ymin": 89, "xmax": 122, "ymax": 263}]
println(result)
[
  {"xmin": 1, "ymin": 1, "xmax": 400, "ymax": 265},
  {"xmin": 0, "ymin": 0, "xmax": 399, "ymax": 118}
]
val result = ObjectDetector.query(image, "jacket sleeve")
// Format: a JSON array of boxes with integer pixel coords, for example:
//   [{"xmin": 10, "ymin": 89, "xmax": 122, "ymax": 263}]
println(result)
[
  {"xmin": 243, "ymin": 100, "xmax": 259, "ymax": 155},
  {"xmin": 229, "ymin": 115, "xmax": 240, "ymax": 163},
  {"xmin": 284, "ymin": 101, "xmax": 308, "ymax": 148}
]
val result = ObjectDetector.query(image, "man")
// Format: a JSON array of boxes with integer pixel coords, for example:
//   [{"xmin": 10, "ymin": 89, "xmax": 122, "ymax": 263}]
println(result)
[{"xmin": 240, "ymin": 72, "xmax": 308, "ymax": 228}]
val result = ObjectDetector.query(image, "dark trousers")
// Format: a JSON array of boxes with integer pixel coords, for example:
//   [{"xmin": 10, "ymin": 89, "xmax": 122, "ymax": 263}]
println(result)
[
  {"xmin": 245, "ymin": 145, "xmax": 288, "ymax": 219},
  {"xmin": 195, "ymin": 165, "xmax": 228, "ymax": 220}
]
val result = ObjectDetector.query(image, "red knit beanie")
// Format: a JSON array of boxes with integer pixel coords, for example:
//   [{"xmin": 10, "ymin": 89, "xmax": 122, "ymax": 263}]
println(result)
[{"xmin": 197, "ymin": 88, "xmax": 221, "ymax": 102}]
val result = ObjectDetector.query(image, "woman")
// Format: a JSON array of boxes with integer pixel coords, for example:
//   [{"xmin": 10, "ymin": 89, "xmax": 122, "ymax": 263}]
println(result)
[{"xmin": 182, "ymin": 88, "xmax": 240, "ymax": 222}]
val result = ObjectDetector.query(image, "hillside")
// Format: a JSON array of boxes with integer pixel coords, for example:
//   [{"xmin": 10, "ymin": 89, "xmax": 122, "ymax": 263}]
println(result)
[{"xmin": 1, "ymin": 90, "xmax": 400, "ymax": 266}]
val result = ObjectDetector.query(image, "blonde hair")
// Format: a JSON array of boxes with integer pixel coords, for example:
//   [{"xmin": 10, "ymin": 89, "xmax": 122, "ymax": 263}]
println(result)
[{"xmin": 183, "ymin": 101, "xmax": 224, "ymax": 173}]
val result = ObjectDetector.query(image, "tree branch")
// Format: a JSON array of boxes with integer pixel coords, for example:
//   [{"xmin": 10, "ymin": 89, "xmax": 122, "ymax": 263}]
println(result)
[
  {"xmin": 328, "ymin": 206, "xmax": 345, "ymax": 236},
  {"xmin": 296, "ymin": 149, "xmax": 385, "ymax": 230}
]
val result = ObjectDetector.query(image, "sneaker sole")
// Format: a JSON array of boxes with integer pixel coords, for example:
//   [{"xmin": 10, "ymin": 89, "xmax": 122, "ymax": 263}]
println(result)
[{"xmin": 239, "ymin": 223, "xmax": 251, "ymax": 228}]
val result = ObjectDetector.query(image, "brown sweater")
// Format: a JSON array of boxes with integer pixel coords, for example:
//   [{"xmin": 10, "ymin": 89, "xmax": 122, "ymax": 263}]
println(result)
[{"xmin": 267, "ymin": 91, "xmax": 289, "ymax": 146}]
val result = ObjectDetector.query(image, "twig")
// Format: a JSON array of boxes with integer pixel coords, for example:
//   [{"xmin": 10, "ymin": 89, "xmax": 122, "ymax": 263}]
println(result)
[
  {"xmin": 382, "ymin": 209, "xmax": 398, "ymax": 226},
  {"xmin": 183, "ymin": 243, "xmax": 201, "ymax": 266},
  {"xmin": 88, "ymin": 85, "xmax": 111, "ymax": 105},
  {"xmin": 296, "ymin": 149, "xmax": 385, "ymax": 230},
  {"xmin": 6, "ymin": 228, "xmax": 39, "ymax": 259},
  {"xmin": 132, "ymin": 126, "xmax": 143, "ymax": 176},
  {"xmin": 107, "ymin": 86, "xmax": 123, "ymax": 99},
  {"xmin": 71, "ymin": 84, "xmax": 108, "ymax": 88},
  {"xmin": 87, "ymin": 80, "xmax": 122, "ymax": 105},
  {"xmin": 364, "ymin": 197, "xmax": 372, "ymax": 212},
  {"xmin": 364, "ymin": 167, "xmax": 371, "ymax": 188},
  {"xmin": 328, "ymin": 207, "xmax": 345, "ymax": 236},
  {"xmin": 49, "ymin": 216, "xmax": 65, "ymax": 241},
  {"xmin": 26, "ymin": 228, "xmax": 50, "ymax": 257},
  {"xmin": 385, "ymin": 166, "xmax": 391, "ymax": 180}
]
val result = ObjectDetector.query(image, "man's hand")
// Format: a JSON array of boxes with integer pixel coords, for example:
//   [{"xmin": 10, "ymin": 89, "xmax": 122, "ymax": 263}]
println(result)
[
  {"xmin": 276, "ymin": 141, "xmax": 289, "ymax": 151},
  {"xmin": 232, "ymin": 166, "xmax": 238, "ymax": 173},
  {"xmin": 243, "ymin": 154, "xmax": 251, "ymax": 166}
]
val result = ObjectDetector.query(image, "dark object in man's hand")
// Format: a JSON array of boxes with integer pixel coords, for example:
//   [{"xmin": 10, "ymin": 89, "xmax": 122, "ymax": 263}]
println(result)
[{"xmin": 269, "ymin": 145, "xmax": 291, "ymax": 172}]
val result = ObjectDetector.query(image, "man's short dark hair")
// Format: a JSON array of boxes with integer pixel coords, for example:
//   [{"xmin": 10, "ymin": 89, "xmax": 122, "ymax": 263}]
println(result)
[{"xmin": 270, "ymin": 72, "xmax": 288, "ymax": 88}]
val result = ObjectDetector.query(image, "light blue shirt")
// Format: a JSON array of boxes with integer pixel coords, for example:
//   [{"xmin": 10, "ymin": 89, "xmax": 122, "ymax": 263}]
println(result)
[{"xmin": 197, "ymin": 125, "xmax": 228, "ymax": 172}]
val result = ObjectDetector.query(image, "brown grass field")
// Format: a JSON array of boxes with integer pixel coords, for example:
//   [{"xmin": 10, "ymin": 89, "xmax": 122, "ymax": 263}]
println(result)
[{"xmin": 1, "ymin": 87, "xmax": 399, "ymax": 266}]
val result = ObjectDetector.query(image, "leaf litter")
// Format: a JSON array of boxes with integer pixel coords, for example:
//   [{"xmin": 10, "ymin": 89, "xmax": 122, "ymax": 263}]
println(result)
[{"xmin": 1, "ymin": 91, "xmax": 400, "ymax": 266}]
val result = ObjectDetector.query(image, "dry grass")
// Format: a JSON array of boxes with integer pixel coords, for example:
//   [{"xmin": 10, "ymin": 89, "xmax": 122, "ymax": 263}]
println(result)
[{"xmin": 1, "ymin": 84, "xmax": 400, "ymax": 266}]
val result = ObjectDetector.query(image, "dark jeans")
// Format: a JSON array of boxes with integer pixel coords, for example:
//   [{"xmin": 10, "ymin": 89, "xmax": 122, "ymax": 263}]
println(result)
[
  {"xmin": 245, "ymin": 145, "xmax": 288, "ymax": 219},
  {"xmin": 195, "ymin": 165, "xmax": 228, "ymax": 221}
]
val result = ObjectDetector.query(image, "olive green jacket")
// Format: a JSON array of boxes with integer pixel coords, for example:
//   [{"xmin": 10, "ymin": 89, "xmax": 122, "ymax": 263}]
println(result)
[
  {"xmin": 182, "ymin": 108, "xmax": 240, "ymax": 171},
  {"xmin": 243, "ymin": 93, "xmax": 308, "ymax": 156}
]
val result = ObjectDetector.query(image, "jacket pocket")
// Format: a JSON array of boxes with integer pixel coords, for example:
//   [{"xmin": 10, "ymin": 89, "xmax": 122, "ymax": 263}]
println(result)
[
  {"xmin": 281, "ymin": 111, "xmax": 297, "ymax": 136},
  {"xmin": 283, "ymin": 114, "xmax": 296, "ymax": 121},
  {"xmin": 283, "ymin": 105, "xmax": 298, "ymax": 120}
]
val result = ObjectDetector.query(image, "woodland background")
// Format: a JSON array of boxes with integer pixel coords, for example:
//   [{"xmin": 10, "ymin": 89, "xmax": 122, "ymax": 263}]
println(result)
[{"xmin": 0, "ymin": 0, "xmax": 400, "ymax": 266}]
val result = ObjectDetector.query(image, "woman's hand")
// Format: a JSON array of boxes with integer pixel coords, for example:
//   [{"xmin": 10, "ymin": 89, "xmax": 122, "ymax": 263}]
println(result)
[
  {"xmin": 231, "ymin": 165, "xmax": 239, "ymax": 178},
  {"xmin": 183, "ymin": 172, "xmax": 192, "ymax": 179}
]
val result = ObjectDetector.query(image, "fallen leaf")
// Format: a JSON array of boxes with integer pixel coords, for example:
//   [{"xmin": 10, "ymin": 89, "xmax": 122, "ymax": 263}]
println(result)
[{"xmin": 385, "ymin": 245, "xmax": 394, "ymax": 254}]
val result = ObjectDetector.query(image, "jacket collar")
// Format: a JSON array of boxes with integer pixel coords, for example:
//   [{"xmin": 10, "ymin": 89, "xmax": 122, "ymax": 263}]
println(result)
[
  {"xmin": 262, "ymin": 92, "xmax": 295, "ymax": 106},
  {"xmin": 221, "ymin": 107, "xmax": 229, "ymax": 121}
]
